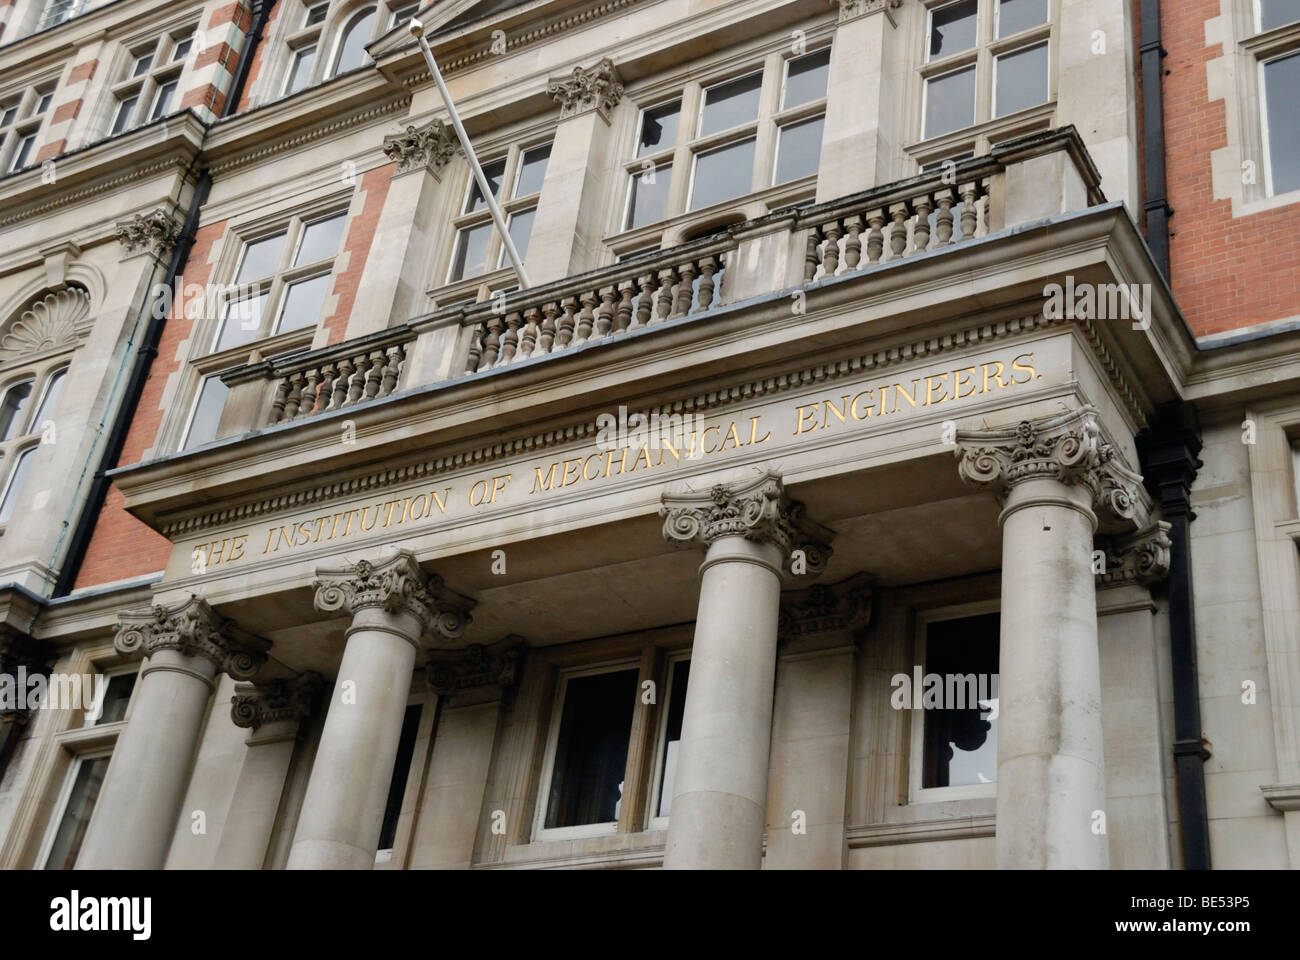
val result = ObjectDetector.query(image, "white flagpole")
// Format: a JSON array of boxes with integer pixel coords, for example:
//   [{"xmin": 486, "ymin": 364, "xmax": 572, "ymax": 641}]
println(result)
[{"xmin": 409, "ymin": 18, "xmax": 531, "ymax": 290}]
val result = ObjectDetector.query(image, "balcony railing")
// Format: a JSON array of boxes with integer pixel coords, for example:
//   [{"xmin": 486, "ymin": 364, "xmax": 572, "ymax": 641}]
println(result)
[{"xmin": 217, "ymin": 127, "xmax": 1103, "ymax": 439}]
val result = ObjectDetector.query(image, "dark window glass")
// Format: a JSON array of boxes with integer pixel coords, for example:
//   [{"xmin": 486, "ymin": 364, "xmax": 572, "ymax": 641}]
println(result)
[
  {"xmin": 929, "ymin": 0, "xmax": 978, "ymax": 60},
  {"xmin": 95, "ymin": 672, "xmax": 136, "ymax": 725},
  {"xmin": 286, "ymin": 46, "xmax": 316, "ymax": 94},
  {"xmin": 994, "ymin": 42, "xmax": 1049, "ymax": 118},
  {"xmin": 655, "ymin": 659, "xmax": 690, "ymax": 818},
  {"xmin": 306, "ymin": 2, "xmax": 329, "ymax": 27},
  {"xmin": 171, "ymin": 38, "xmax": 193, "ymax": 62},
  {"xmin": 464, "ymin": 157, "xmax": 506, "ymax": 213},
  {"xmin": 1265, "ymin": 53, "xmax": 1300, "ymax": 195},
  {"xmin": 922, "ymin": 613, "xmax": 999, "ymax": 789},
  {"xmin": 0, "ymin": 380, "xmax": 33, "ymax": 440},
  {"xmin": 638, "ymin": 101, "xmax": 680, "ymax": 156},
  {"xmin": 378, "ymin": 704, "xmax": 421, "ymax": 850},
  {"xmin": 545, "ymin": 668, "xmax": 638, "ymax": 829},
  {"xmin": 775, "ymin": 115, "xmax": 824, "ymax": 184},
  {"xmin": 690, "ymin": 137, "xmax": 755, "ymax": 210},
  {"xmin": 698, "ymin": 73, "xmax": 761, "ymax": 137},
  {"xmin": 43, "ymin": 756, "xmax": 110, "ymax": 869},
  {"xmin": 783, "ymin": 49, "xmax": 831, "ymax": 109},
  {"xmin": 10, "ymin": 134, "xmax": 36, "ymax": 172},
  {"xmin": 132, "ymin": 54, "xmax": 153, "ymax": 77},
  {"xmin": 149, "ymin": 81, "xmax": 177, "ymax": 121},
  {"xmin": 111, "ymin": 96, "xmax": 137, "ymax": 134},
  {"xmin": 997, "ymin": 0, "xmax": 1048, "ymax": 38},
  {"xmin": 924, "ymin": 66, "xmax": 976, "ymax": 138},
  {"xmin": 626, "ymin": 162, "xmax": 671, "ymax": 229}
]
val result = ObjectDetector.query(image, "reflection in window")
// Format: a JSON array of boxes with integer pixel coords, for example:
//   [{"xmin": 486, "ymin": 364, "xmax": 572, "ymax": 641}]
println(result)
[
  {"xmin": 698, "ymin": 73, "xmax": 762, "ymax": 137},
  {"xmin": 994, "ymin": 42, "xmax": 1049, "ymax": 118},
  {"xmin": 377, "ymin": 704, "xmax": 421, "ymax": 854},
  {"xmin": 654, "ymin": 658, "xmax": 690, "ymax": 819},
  {"xmin": 0, "ymin": 447, "xmax": 34, "ymax": 523},
  {"xmin": 637, "ymin": 101, "xmax": 680, "ymax": 156},
  {"xmin": 924, "ymin": 65, "xmax": 976, "ymax": 139},
  {"xmin": 0, "ymin": 380, "xmax": 33, "ymax": 441},
  {"xmin": 921, "ymin": 613, "xmax": 999, "ymax": 789},
  {"xmin": 1264, "ymin": 52, "xmax": 1300, "ymax": 196},
  {"xmin": 31, "ymin": 368, "xmax": 65, "ymax": 431},
  {"xmin": 332, "ymin": 7, "xmax": 377, "ymax": 77},
  {"xmin": 929, "ymin": 0, "xmax": 978, "ymax": 60},
  {"xmin": 690, "ymin": 137, "xmax": 756, "ymax": 210},
  {"xmin": 1258, "ymin": 0, "xmax": 1300, "ymax": 32},
  {"xmin": 782, "ymin": 48, "xmax": 830, "ymax": 109},
  {"xmin": 625, "ymin": 162, "xmax": 672, "ymax": 230},
  {"xmin": 775, "ymin": 115, "xmax": 825, "ymax": 184},
  {"xmin": 91, "ymin": 672, "xmax": 136, "ymax": 726},
  {"xmin": 997, "ymin": 0, "xmax": 1048, "ymax": 38},
  {"xmin": 180, "ymin": 376, "xmax": 230, "ymax": 451},
  {"xmin": 544, "ymin": 668, "xmax": 638, "ymax": 829},
  {"xmin": 43, "ymin": 756, "xmax": 110, "ymax": 870}
]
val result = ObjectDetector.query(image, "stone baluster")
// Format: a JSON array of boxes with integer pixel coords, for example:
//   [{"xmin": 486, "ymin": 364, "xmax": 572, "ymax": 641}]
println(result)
[
  {"xmin": 842, "ymin": 215, "xmax": 863, "ymax": 271},
  {"xmin": 912, "ymin": 193, "xmax": 933, "ymax": 253},
  {"xmin": 593, "ymin": 288, "xmax": 616, "ymax": 341},
  {"xmin": 330, "ymin": 357, "xmax": 354, "ymax": 409},
  {"xmin": 496, "ymin": 312, "xmax": 521, "ymax": 365},
  {"xmin": 803, "ymin": 227, "xmax": 822, "ymax": 283},
  {"xmin": 933, "ymin": 189, "xmax": 955, "ymax": 247},
  {"xmin": 364, "ymin": 351, "xmax": 385, "ymax": 399},
  {"xmin": 886, "ymin": 202, "xmax": 910, "ymax": 260},
  {"xmin": 671, "ymin": 261, "xmax": 697, "ymax": 319},
  {"xmin": 380, "ymin": 345, "xmax": 403, "ymax": 396},
  {"xmin": 651, "ymin": 268, "xmax": 676, "ymax": 324},
  {"xmin": 298, "ymin": 367, "xmax": 322, "ymax": 419},
  {"xmin": 478, "ymin": 316, "xmax": 503, "ymax": 370},
  {"xmin": 633, "ymin": 274, "xmax": 656, "ymax": 329},
  {"xmin": 270, "ymin": 379, "xmax": 290, "ymax": 424},
  {"xmin": 556, "ymin": 296, "xmax": 578, "ymax": 349},
  {"xmin": 820, "ymin": 219, "xmax": 842, "ymax": 277},
  {"xmin": 348, "ymin": 354, "xmax": 371, "ymax": 404},
  {"xmin": 465, "ymin": 330, "xmax": 484, "ymax": 374},
  {"xmin": 693, "ymin": 257, "xmax": 718, "ymax": 313},
  {"xmin": 615, "ymin": 282, "xmax": 635, "ymax": 332},
  {"xmin": 865, "ymin": 209, "xmax": 885, "ymax": 264},
  {"xmin": 282, "ymin": 371, "xmax": 304, "ymax": 419},
  {"xmin": 575, "ymin": 291, "xmax": 598, "ymax": 344},
  {"xmin": 539, "ymin": 302, "xmax": 559, "ymax": 355},
  {"xmin": 958, "ymin": 181, "xmax": 979, "ymax": 240},
  {"xmin": 517, "ymin": 307, "xmax": 541, "ymax": 361}
]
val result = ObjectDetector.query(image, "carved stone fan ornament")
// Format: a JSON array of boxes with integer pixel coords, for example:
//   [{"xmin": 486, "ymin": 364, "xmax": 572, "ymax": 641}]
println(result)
[{"xmin": 0, "ymin": 287, "xmax": 90, "ymax": 363}]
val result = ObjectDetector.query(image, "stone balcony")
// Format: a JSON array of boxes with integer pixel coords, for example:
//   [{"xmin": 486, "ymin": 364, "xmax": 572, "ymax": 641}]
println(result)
[{"xmin": 212, "ymin": 126, "xmax": 1104, "ymax": 441}]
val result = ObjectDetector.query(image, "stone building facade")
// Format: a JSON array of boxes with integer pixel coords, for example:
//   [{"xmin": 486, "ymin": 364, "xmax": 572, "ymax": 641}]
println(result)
[{"xmin": 0, "ymin": 0, "xmax": 1297, "ymax": 869}]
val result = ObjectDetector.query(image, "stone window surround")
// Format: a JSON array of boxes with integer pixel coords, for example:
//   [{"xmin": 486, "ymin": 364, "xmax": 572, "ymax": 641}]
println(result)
[
  {"xmin": 0, "ymin": 76, "xmax": 57, "ymax": 174},
  {"xmin": 1207, "ymin": 0, "xmax": 1300, "ymax": 217},
  {"xmin": 0, "ymin": 359, "xmax": 70, "ymax": 536},
  {"xmin": 105, "ymin": 19, "xmax": 199, "ymax": 138},
  {"xmin": 906, "ymin": 596, "xmax": 1000, "ymax": 805},
  {"xmin": 14, "ymin": 638, "xmax": 139, "ymax": 869},
  {"xmin": 907, "ymin": 0, "xmax": 1058, "ymax": 170},
  {"xmin": 606, "ymin": 27, "xmax": 835, "ymax": 258},
  {"xmin": 165, "ymin": 193, "xmax": 354, "ymax": 455},
  {"xmin": 261, "ymin": 0, "xmax": 418, "ymax": 107}
]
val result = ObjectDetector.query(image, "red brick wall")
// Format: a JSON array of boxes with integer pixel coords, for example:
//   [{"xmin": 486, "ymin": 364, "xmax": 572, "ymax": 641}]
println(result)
[
  {"xmin": 322, "ymin": 163, "xmax": 394, "ymax": 345},
  {"xmin": 236, "ymin": 0, "xmax": 283, "ymax": 113},
  {"xmin": 1162, "ymin": 0, "xmax": 1300, "ymax": 337},
  {"xmin": 74, "ymin": 220, "xmax": 229, "ymax": 590}
]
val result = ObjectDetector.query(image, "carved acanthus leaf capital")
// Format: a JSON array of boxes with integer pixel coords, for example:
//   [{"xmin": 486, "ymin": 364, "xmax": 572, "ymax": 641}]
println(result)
[
  {"xmin": 231, "ymin": 672, "xmax": 322, "ymax": 730},
  {"xmin": 115, "ymin": 208, "xmax": 182, "ymax": 256},
  {"xmin": 955, "ymin": 406, "xmax": 1151, "ymax": 532},
  {"xmin": 313, "ymin": 551, "xmax": 475, "ymax": 641},
  {"xmin": 1097, "ymin": 522, "xmax": 1172, "ymax": 587},
  {"xmin": 115, "ymin": 595, "xmax": 269, "ymax": 681},
  {"xmin": 660, "ymin": 471, "xmax": 834, "ymax": 570},
  {"xmin": 778, "ymin": 572, "xmax": 874, "ymax": 640},
  {"xmin": 426, "ymin": 636, "xmax": 523, "ymax": 696},
  {"xmin": 382, "ymin": 119, "xmax": 459, "ymax": 175},
  {"xmin": 547, "ymin": 58, "xmax": 624, "ymax": 119}
]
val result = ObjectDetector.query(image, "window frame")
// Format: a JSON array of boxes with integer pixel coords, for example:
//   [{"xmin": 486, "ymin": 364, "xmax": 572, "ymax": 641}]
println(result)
[
  {"xmin": 0, "ymin": 82, "xmax": 56, "ymax": 173},
  {"xmin": 107, "ymin": 25, "xmax": 198, "ymax": 138},
  {"xmin": 645, "ymin": 650, "xmax": 691, "ymax": 830},
  {"xmin": 907, "ymin": 598, "xmax": 1001, "ymax": 805},
  {"xmin": 1259, "ymin": 47, "xmax": 1300, "ymax": 198},
  {"xmin": 0, "ymin": 363, "xmax": 68, "ymax": 531}
]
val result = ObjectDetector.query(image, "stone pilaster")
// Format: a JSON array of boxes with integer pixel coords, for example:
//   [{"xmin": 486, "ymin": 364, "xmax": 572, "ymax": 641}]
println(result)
[
  {"xmin": 956, "ymin": 406, "xmax": 1150, "ymax": 869},
  {"xmin": 658, "ymin": 471, "xmax": 832, "ymax": 869},
  {"xmin": 287, "ymin": 552, "xmax": 474, "ymax": 870},
  {"xmin": 77, "ymin": 596, "xmax": 268, "ymax": 869}
]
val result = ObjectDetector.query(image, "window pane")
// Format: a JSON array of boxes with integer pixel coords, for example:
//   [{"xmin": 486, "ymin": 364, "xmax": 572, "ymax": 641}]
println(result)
[
  {"xmin": 10, "ymin": 135, "xmax": 36, "ymax": 172},
  {"xmin": 1259, "ymin": 0, "xmax": 1300, "ymax": 31},
  {"xmin": 111, "ymin": 96, "xmax": 137, "ymax": 134},
  {"xmin": 775, "ymin": 114, "xmax": 824, "ymax": 184},
  {"xmin": 698, "ymin": 73, "xmax": 762, "ymax": 137},
  {"xmin": 465, "ymin": 158, "xmax": 507, "ymax": 213},
  {"xmin": 1, "ymin": 107, "xmax": 17, "ymax": 129},
  {"xmin": 929, "ymin": 0, "xmax": 978, "ymax": 60},
  {"xmin": 625, "ymin": 162, "xmax": 671, "ymax": 229},
  {"xmin": 995, "ymin": 42, "xmax": 1049, "ymax": 118},
  {"xmin": 0, "ymin": 380, "xmax": 33, "ymax": 440},
  {"xmin": 637, "ymin": 100, "xmax": 680, "ymax": 156},
  {"xmin": 31, "ymin": 369, "xmax": 65, "ymax": 430},
  {"xmin": 392, "ymin": 2, "xmax": 420, "ymax": 27},
  {"xmin": 997, "ymin": 0, "xmax": 1048, "ymax": 38},
  {"xmin": 36, "ymin": 93, "xmax": 53, "ymax": 115},
  {"xmin": 377, "ymin": 704, "xmax": 421, "ymax": 851},
  {"xmin": 513, "ymin": 143, "xmax": 551, "ymax": 198},
  {"xmin": 544, "ymin": 668, "xmax": 638, "ymax": 829},
  {"xmin": 656, "ymin": 659, "xmax": 690, "ymax": 818},
  {"xmin": 498, "ymin": 207, "xmax": 536, "ymax": 267},
  {"xmin": 94, "ymin": 672, "xmax": 136, "ymax": 726},
  {"xmin": 333, "ymin": 9, "xmax": 375, "ymax": 76},
  {"xmin": 1265, "ymin": 53, "xmax": 1300, "ymax": 195},
  {"xmin": 922, "ymin": 613, "xmax": 999, "ymax": 789},
  {"xmin": 150, "ymin": 81, "xmax": 177, "ymax": 120},
  {"xmin": 276, "ymin": 274, "xmax": 331, "ymax": 334},
  {"xmin": 132, "ymin": 54, "xmax": 154, "ymax": 77},
  {"xmin": 43, "ymin": 756, "xmax": 110, "ymax": 870},
  {"xmin": 0, "ymin": 447, "xmax": 35, "ymax": 523},
  {"xmin": 295, "ymin": 213, "xmax": 347, "ymax": 265},
  {"xmin": 236, "ymin": 233, "xmax": 286, "ymax": 283},
  {"xmin": 286, "ymin": 46, "xmax": 316, "ymax": 94},
  {"xmin": 172, "ymin": 38, "xmax": 193, "ymax": 62},
  {"xmin": 783, "ymin": 49, "xmax": 831, "ymax": 109},
  {"xmin": 923, "ymin": 66, "xmax": 976, "ymax": 138},
  {"xmin": 449, "ymin": 222, "xmax": 493, "ymax": 281},
  {"xmin": 215, "ymin": 292, "xmax": 267, "ymax": 352},
  {"xmin": 690, "ymin": 137, "xmax": 755, "ymax": 210},
  {"xmin": 181, "ymin": 376, "xmax": 230, "ymax": 450},
  {"xmin": 306, "ymin": 2, "xmax": 329, "ymax": 26}
]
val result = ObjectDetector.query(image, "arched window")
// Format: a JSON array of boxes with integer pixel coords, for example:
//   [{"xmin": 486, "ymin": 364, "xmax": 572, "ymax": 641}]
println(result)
[
  {"xmin": 0, "ymin": 378, "xmax": 33, "ymax": 441},
  {"xmin": 330, "ymin": 7, "xmax": 376, "ymax": 78},
  {"xmin": 0, "ymin": 366, "xmax": 68, "ymax": 528},
  {"xmin": 31, "ymin": 367, "xmax": 65, "ymax": 429}
]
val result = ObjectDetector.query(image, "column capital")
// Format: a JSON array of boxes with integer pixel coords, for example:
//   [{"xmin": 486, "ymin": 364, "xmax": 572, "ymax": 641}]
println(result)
[
  {"xmin": 426, "ymin": 636, "xmax": 523, "ymax": 696},
  {"xmin": 114, "ymin": 208, "xmax": 182, "ymax": 257},
  {"xmin": 1096, "ymin": 522, "xmax": 1172, "ymax": 588},
  {"xmin": 115, "ymin": 595, "xmax": 269, "ymax": 681},
  {"xmin": 955, "ymin": 406, "xmax": 1152, "ymax": 533},
  {"xmin": 660, "ymin": 471, "xmax": 834, "ymax": 569},
  {"xmin": 547, "ymin": 58, "xmax": 624, "ymax": 120},
  {"xmin": 382, "ymin": 118, "xmax": 458, "ymax": 177},
  {"xmin": 231, "ymin": 672, "xmax": 322, "ymax": 730},
  {"xmin": 313, "ymin": 551, "xmax": 474, "ymax": 641},
  {"xmin": 778, "ymin": 572, "xmax": 873, "ymax": 640},
  {"xmin": 835, "ymin": 0, "xmax": 902, "ymax": 24}
]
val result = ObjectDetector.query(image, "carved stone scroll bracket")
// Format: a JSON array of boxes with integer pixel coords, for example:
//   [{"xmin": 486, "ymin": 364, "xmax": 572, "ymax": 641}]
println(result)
[
  {"xmin": 659, "ymin": 470, "xmax": 835, "ymax": 575},
  {"xmin": 547, "ymin": 58, "xmax": 624, "ymax": 120},
  {"xmin": 382, "ymin": 118, "xmax": 459, "ymax": 177},
  {"xmin": 778, "ymin": 571, "xmax": 874, "ymax": 642},
  {"xmin": 313, "ymin": 550, "xmax": 476, "ymax": 643},
  {"xmin": 114, "ymin": 594, "xmax": 270, "ymax": 682},
  {"xmin": 230, "ymin": 672, "xmax": 323, "ymax": 731},
  {"xmin": 1096, "ymin": 521, "xmax": 1173, "ymax": 588},
  {"xmin": 426, "ymin": 636, "xmax": 524, "ymax": 697},
  {"xmin": 954, "ymin": 405, "xmax": 1153, "ymax": 536}
]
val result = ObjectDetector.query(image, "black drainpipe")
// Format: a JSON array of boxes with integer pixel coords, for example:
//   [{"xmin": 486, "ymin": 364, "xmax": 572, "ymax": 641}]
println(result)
[
  {"xmin": 53, "ymin": 1, "xmax": 270, "ymax": 596},
  {"xmin": 1137, "ymin": 403, "xmax": 1212, "ymax": 869},
  {"xmin": 1141, "ymin": 0, "xmax": 1172, "ymax": 280}
]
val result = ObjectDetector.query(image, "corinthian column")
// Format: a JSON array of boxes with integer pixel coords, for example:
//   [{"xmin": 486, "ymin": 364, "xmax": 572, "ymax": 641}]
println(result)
[
  {"xmin": 78, "ymin": 596, "xmax": 268, "ymax": 869},
  {"xmin": 956, "ymin": 406, "xmax": 1151, "ymax": 869},
  {"xmin": 287, "ymin": 552, "xmax": 472, "ymax": 870},
  {"xmin": 659, "ymin": 471, "xmax": 832, "ymax": 869}
]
